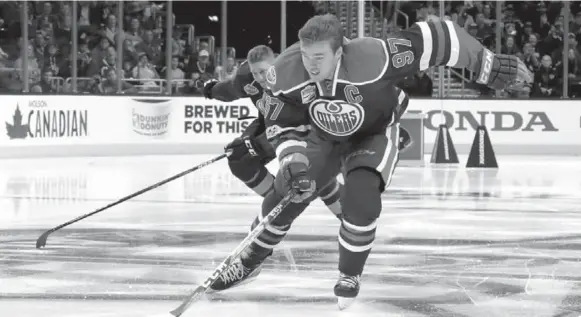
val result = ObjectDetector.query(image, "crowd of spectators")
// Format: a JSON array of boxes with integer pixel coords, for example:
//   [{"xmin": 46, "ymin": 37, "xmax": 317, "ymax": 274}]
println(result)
[
  {"xmin": 0, "ymin": 1, "xmax": 579, "ymax": 98},
  {"xmin": 0, "ymin": 1, "xmax": 240, "ymax": 95}
]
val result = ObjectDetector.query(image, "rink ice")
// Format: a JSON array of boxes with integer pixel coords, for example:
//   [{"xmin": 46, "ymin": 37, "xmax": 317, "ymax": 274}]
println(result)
[{"xmin": 1, "ymin": 154, "xmax": 581, "ymax": 317}]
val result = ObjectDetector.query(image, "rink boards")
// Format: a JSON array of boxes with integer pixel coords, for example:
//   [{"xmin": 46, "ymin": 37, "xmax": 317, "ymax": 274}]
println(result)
[{"xmin": 0, "ymin": 96, "xmax": 579, "ymax": 158}]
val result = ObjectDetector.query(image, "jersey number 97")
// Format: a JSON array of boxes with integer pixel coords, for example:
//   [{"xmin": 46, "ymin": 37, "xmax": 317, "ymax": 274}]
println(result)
[{"xmin": 257, "ymin": 94, "xmax": 286, "ymax": 121}]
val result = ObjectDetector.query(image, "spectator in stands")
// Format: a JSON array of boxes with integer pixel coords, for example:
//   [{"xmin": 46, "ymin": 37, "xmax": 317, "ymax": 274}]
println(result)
[
  {"xmin": 91, "ymin": 36, "xmax": 112, "ymax": 69},
  {"xmin": 528, "ymin": 34, "xmax": 539, "ymax": 50},
  {"xmin": 518, "ymin": 21, "xmax": 535, "ymax": 48},
  {"xmin": 571, "ymin": 12, "xmax": 581, "ymax": 36},
  {"xmin": 474, "ymin": 12, "xmax": 494, "ymax": 41},
  {"xmin": 44, "ymin": 43, "xmax": 63, "ymax": 77},
  {"xmin": 215, "ymin": 56, "xmax": 238, "ymax": 81},
  {"xmin": 123, "ymin": 38, "xmax": 139, "ymax": 65},
  {"xmin": 88, "ymin": 45, "xmax": 116, "ymax": 77},
  {"xmin": 187, "ymin": 49, "xmax": 214, "ymax": 85},
  {"xmin": 502, "ymin": 36, "xmax": 521, "ymax": 56},
  {"xmin": 97, "ymin": 67, "xmax": 135, "ymax": 94},
  {"xmin": 77, "ymin": 2, "xmax": 92, "ymax": 27},
  {"xmin": 565, "ymin": 34, "xmax": 581, "ymax": 91},
  {"xmin": 170, "ymin": 29, "xmax": 185, "ymax": 58},
  {"xmin": 39, "ymin": 20, "xmax": 55, "ymax": 43},
  {"xmin": 189, "ymin": 40, "xmax": 215, "ymax": 66},
  {"xmin": 102, "ymin": 14, "xmax": 120, "ymax": 45},
  {"xmin": 533, "ymin": 55, "xmax": 559, "ymax": 97},
  {"xmin": 74, "ymin": 74, "xmax": 102, "ymax": 94},
  {"xmin": 55, "ymin": 13, "xmax": 72, "ymax": 44},
  {"xmin": 569, "ymin": 33, "xmax": 581, "ymax": 64},
  {"xmin": 77, "ymin": 40, "xmax": 92, "ymax": 77},
  {"xmin": 522, "ymin": 43, "xmax": 540, "ymax": 72},
  {"xmin": 152, "ymin": 14, "xmax": 164, "ymax": 41},
  {"xmin": 198, "ymin": 41, "xmax": 210, "ymax": 55},
  {"xmin": 132, "ymin": 52, "xmax": 159, "ymax": 87},
  {"xmin": 33, "ymin": 32, "xmax": 46, "ymax": 66},
  {"xmin": 451, "ymin": 2, "xmax": 470, "ymax": 28},
  {"xmin": 135, "ymin": 29, "xmax": 161, "ymax": 66},
  {"xmin": 537, "ymin": 13, "xmax": 552, "ymax": 39},
  {"xmin": 33, "ymin": 2, "xmax": 57, "ymax": 32},
  {"xmin": 125, "ymin": 17, "xmax": 143, "ymax": 50},
  {"xmin": 162, "ymin": 55, "xmax": 185, "ymax": 92},
  {"xmin": 30, "ymin": 68, "xmax": 58, "ymax": 93},
  {"xmin": 123, "ymin": 60, "xmax": 134, "ymax": 79},
  {"xmin": 14, "ymin": 41, "xmax": 41, "ymax": 87},
  {"xmin": 540, "ymin": 24, "xmax": 563, "ymax": 58}
]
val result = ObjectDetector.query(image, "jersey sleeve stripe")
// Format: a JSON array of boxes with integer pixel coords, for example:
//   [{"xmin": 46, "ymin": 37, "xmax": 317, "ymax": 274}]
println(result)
[
  {"xmin": 416, "ymin": 22, "xmax": 433, "ymax": 71},
  {"xmin": 428, "ymin": 22, "xmax": 454, "ymax": 67},
  {"xmin": 428, "ymin": 22, "xmax": 444, "ymax": 66},
  {"xmin": 444, "ymin": 21, "xmax": 460, "ymax": 66},
  {"xmin": 266, "ymin": 124, "xmax": 311, "ymax": 139},
  {"xmin": 275, "ymin": 139, "xmax": 307, "ymax": 159},
  {"xmin": 397, "ymin": 89, "xmax": 407, "ymax": 105},
  {"xmin": 440, "ymin": 22, "xmax": 452, "ymax": 66}
]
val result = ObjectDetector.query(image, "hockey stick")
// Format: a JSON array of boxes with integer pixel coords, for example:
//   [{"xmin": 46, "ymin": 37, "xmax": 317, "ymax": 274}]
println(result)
[
  {"xmin": 35, "ymin": 153, "xmax": 228, "ymax": 249},
  {"xmin": 170, "ymin": 192, "xmax": 296, "ymax": 317}
]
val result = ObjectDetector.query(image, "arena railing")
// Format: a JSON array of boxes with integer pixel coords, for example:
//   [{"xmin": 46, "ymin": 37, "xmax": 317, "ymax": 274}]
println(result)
[{"xmin": 60, "ymin": 77, "xmax": 195, "ymax": 95}]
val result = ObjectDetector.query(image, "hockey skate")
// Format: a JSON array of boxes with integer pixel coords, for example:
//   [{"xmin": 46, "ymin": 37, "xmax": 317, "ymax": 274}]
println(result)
[
  {"xmin": 333, "ymin": 273, "xmax": 361, "ymax": 310},
  {"xmin": 208, "ymin": 248, "xmax": 269, "ymax": 292}
]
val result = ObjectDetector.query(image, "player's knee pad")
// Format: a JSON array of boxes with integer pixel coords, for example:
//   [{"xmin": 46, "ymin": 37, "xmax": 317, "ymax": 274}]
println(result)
[
  {"xmin": 343, "ymin": 168, "xmax": 382, "ymax": 226},
  {"xmin": 229, "ymin": 158, "xmax": 274, "ymax": 196},
  {"xmin": 228, "ymin": 156, "xmax": 259, "ymax": 181}
]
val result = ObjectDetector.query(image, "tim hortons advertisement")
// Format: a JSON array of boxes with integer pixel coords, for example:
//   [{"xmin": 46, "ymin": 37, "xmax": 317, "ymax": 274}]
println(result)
[{"xmin": 407, "ymin": 99, "xmax": 581, "ymax": 147}]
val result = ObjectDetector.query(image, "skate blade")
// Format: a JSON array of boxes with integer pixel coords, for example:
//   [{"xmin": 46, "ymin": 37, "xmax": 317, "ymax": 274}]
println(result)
[{"xmin": 337, "ymin": 296, "xmax": 356, "ymax": 310}]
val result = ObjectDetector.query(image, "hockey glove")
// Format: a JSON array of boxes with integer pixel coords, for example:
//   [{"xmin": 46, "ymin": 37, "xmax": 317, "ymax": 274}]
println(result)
[
  {"xmin": 203, "ymin": 80, "xmax": 218, "ymax": 99},
  {"xmin": 475, "ymin": 49, "xmax": 533, "ymax": 92},
  {"xmin": 225, "ymin": 134, "xmax": 273, "ymax": 161},
  {"xmin": 280, "ymin": 154, "xmax": 316, "ymax": 203}
]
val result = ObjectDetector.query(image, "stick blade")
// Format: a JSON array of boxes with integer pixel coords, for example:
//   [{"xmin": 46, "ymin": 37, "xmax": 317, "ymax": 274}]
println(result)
[
  {"xmin": 170, "ymin": 286, "xmax": 205, "ymax": 316},
  {"xmin": 36, "ymin": 230, "xmax": 51, "ymax": 249}
]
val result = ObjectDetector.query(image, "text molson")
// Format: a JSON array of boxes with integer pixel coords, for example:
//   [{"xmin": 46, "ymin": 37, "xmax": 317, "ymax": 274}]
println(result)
[{"xmin": 423, "ymin": 110, "xmax": 558, "ymax": 132}]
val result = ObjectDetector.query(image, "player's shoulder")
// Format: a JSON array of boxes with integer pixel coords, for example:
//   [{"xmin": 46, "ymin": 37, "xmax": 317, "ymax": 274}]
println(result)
[
  {"xmin": 340, "ymin": 37, "xmax": 389, "ymax": 84},
  {"xmin": 267, "ymin": 42, "xmax": 310, "ymax": 96},
  {"xmin": 235, "ymin": 60, "xmax": 252, "ymax": 81},
  {"xmin": 235, "ymin": 60, "xmax": 262, "ymax": 96}
]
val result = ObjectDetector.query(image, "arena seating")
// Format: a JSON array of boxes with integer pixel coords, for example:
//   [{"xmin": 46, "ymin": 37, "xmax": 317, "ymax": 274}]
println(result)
[{"xmin": 0, "ymin": 1, "xmax": 579, "ymax": 98}]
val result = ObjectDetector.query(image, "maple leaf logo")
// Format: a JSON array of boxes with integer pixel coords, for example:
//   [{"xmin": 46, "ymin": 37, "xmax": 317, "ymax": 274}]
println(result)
[{"xmin": 6, "ymin": 104, "xmax": 29, "ymax": 139}]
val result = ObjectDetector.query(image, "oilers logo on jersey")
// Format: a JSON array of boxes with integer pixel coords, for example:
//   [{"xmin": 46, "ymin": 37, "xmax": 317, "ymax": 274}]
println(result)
[
  {"xmin": 243, "ymin": 84, "xmax": 259, "ymax": 95},
  {"xmin": 308, "ymin": 99, "xmax": 365, "ymax": 137}
]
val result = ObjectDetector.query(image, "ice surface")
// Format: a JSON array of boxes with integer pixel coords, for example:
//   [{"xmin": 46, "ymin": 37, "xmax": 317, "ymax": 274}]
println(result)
[{"xmin": 1, "ymin": 154, "xmax": 580, "ymax": 317}]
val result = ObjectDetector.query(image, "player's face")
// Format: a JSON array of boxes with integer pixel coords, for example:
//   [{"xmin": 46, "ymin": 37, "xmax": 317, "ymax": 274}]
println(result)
[
  {"xmin": 249, "ymin": 59, "xmax": 273, "ymax": 88},
  {"xmin": 300, "ymin": 40, "xmax": 341, "ymax": 82}
]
